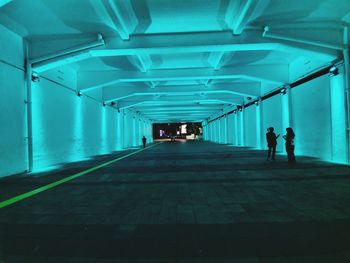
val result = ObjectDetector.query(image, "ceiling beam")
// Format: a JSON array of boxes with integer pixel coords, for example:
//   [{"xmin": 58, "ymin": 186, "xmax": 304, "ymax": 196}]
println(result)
[
  {"xmin": 31, "ymin": 34, "xmax": 105, "ymax": 73},
  {"xmin": 102, "ymin": 83, "xmax": 261, "ymax": 103},
  {"xmin": 135, "ymin": 106, "xmax": 224, "ymax": 112},
  {"xmin": 90, "ymin": 32, "xmax": 338, "ymax": 61},
  {"xmin": 263, "ymin": 26, "xmax": 344, "ymax": 50},
  {"xmin": 79, "ymin": 65, "xmax": 286, "ymax": 91},
  {"xmin": 29, "ymin": 30, "xmax": 337, "ymax": 72},
  {"xmin": 117, "ymin": 97, "xmax": 236, "ymax": 110}
]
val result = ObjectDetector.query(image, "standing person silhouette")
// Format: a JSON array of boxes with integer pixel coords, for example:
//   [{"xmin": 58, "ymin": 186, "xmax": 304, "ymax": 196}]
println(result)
[
  {"xmin": 283, "ymin": 127, "xmax": 296, "ymax": 163},
  {"xmin": 142, "ymin": 136, "xmax": 147, "ymax": 148},
  {"xmin": 266, "ymin": 127, "xmax": 280, "ymax": 160}
]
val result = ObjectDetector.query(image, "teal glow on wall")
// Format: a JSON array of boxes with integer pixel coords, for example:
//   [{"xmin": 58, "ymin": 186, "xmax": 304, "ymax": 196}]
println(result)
[
  {"xmin": 32, "ymin": 82, "xmax": 59, "ymax": 172},
  {"xmin": 100, "ymin": 105, "xmax": 107, "ymax": 154},
  {"xmin": 256, "ymin": 105, "xmax": 261, "ymax": 149},
  {"xmin": 330, "ymin": 69, "xmax": 347, "ymax": 163},
  {"xmin": 281, "ymin": 92, "xmax": 290, "ymax": 130},
  {"xmin": 72, "ymin": 95, "xmax": 83, "ymax": 161},
  {"xmin": 116, "ymin": 111, "xmax": 122, "ymax": 150}
]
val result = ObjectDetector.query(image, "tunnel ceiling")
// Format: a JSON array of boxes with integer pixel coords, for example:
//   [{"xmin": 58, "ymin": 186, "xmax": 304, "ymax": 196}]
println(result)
[{"xmin": 0, "ymin": 0, "xmax": 349, "ymax": 123}]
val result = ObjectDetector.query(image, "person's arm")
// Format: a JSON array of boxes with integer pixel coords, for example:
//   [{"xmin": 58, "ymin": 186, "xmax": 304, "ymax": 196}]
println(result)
[{"xmin": 276, "ymin": 134, "xmax": 280, "ymax": 139}]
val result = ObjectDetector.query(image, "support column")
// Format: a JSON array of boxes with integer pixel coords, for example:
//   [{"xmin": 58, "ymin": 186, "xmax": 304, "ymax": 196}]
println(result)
[
  {"xmin": 209, "ymin": 123, "xmax": 212, "ymax": 141},
  {"xmin": 256, "ymin": 101, "xmax": 262, "ymax": 149},
  {"xmin": 281, "ymin": 86, "xmax": 292, "ymax": 130},
  {"xmin": 343, "ymin": 26, "xmax": 350, "ymax": 163},
  {"xmin": 217, "ymin": 120, "xmax": 220, "ymax": 143},
  {"xmin": 224, "ymin": 115, "xmax": 228, "ymax": 144},
  {"xmin": 330, "ymin": 67, "xmax": 347, "ymax": 163},
  {"xmin": 132, "ymin": 116, "xmax": 137, "ymax": 147},
  {"xmin": 213, "ymin": 121, "xmax": 217, "ymax": 142},
  {"xmin": 116, "ymin": 110, "xmax": 122, "ymax": 150},
  {"xmin": 239, "ymin": 109, "xmax": 244, "ymax": 146},
  {"xmin": 211, "ymin": 122, "xmax": 215, "ymax": 142},
  {"xmin": 234, "ymin": 113, "xmax": 238, "ymax": 146},
  {"xmin": 25, "ymin": 41, "xmax": 33, "ymax": 172},
  {"xmin": 122, "ymin": 110, "xmax": 127, "ymax": 149}
]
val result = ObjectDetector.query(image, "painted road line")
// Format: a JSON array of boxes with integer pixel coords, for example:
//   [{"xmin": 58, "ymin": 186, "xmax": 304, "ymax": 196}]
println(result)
[{"xmin": 0, "ymin": 142, "xmax": 161, "ymax": 209}]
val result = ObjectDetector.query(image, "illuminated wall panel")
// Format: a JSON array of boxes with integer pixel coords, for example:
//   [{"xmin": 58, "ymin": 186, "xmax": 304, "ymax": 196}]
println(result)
[
  {"xmin": 262, "ymin": 94, "xmax": 284, "ymax": 152},
  {"xmin": 123, "ymin": 110, "xmax": 133, "ymax": 148},
  {"xmin": 0, "ymin": 25, "xmax": 27, "ymax": 177},
  {"xmin": 291, "ymin": 75, "xmax": 332, "ymax": 160},
  {"xmin": 227, "ymin": 114, "xmax": 235, "ymax": 144},
  {"xmin": 244, "ymin": 106, "xmax": 257, "ymax": 147},
  {"xmin": 237, "ymin": 111, "xmax": 244, "ymax": 146},
  {"xmin": 31, "ymin": 69, "xmax": 143, "ymax": 172},
  {"xmin": 220, "ymin": 117, "xmax": 226, "ymax": 143},
  {"xmin": 330, "ymin": 67, "xmax": 347, "ymax": 163}
]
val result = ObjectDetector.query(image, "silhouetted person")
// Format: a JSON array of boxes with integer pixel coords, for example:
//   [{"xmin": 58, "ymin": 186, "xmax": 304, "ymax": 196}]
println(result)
[
  {"xmin": 266, "ymin": 127, "xmax": 280, "ymax": 160},
  {"xmin": 142, "ymin": 136, "xmax": 147, "ymax": 148},
  {"xmin": 283, "ymin": 127, "xmax": 296, "ymax": 163}
]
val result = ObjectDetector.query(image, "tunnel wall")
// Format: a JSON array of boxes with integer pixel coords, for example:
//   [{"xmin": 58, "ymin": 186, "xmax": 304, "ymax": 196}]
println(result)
[
  {"xmin": 0, "ymin": 25, "xmax": 27, "ymax": 176},
  {"xmin": 31, "ymin": 73, "xmax": 152, "ymax": 172},
  {"xmin": 291, "ymin": 75, "xmax": 332, "ymax": 161},
  {"xmin": 203, "ymin": 68, "xmax": 348, "ymax": 164},
  {"xmin": 31, "ymin": 72, "xmax": 120, "ymax": 171},
  {"xmin": 244, "ymin": 106, "xmax": 257, "ymax": 148},
  {"xmin": 0, "ymin": 27, "xmax": 153, "ymax": 177}
]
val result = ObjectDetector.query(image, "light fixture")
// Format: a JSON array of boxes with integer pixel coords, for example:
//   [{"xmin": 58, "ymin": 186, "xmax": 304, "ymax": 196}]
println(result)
[
  {"xmin": 31, "ymin": 72, "xmax": 40, "ymax": 82},
  {"xmin": 110, "ymin": 101, "xmax": 116, "ymax": 106},
  {"xmin": 329, "ymin": 66, "xmax": 339, "ymax": 77},
  {"xmin": 254, "ymin": 101, "xmax": 259, "ymax": 106},
  {"xmin": 77, "ymin": 91, "xmax": 82, "ymax": 97},
  {"xmin": 102, "ymin": 102, "xmax": 106, "ymax": 107},
  {"xmin": 280, "ymin": 88, "xmax": 286, "ymax": 95}
]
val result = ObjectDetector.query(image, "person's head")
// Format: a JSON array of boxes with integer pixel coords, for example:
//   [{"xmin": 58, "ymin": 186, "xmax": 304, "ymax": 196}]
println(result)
[
  {"xmin": 268, "ymin": 127, "xmax": 274, "ymax": 132},
  {"xmin": 286, "ymin": 127, "xmax": 295, "ymax": 137}
]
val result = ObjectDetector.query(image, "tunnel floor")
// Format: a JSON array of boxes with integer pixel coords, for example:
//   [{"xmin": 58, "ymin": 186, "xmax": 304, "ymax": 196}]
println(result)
[{"xmin": 1, "ymin": 141, "xmax": 350, "ymax": 262}]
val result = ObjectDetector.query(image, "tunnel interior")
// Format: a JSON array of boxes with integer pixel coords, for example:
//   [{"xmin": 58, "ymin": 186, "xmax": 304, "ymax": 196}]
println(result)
[
  {"xmin": 1, "ymin": 0, "xmax": 350, "ymax": 262},
  {"xmin": 0, "ymin": 0, "xmax": 349, "ymax": 174}
]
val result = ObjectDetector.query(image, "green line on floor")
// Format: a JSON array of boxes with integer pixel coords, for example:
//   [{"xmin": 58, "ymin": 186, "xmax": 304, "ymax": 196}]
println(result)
[{"xmin": 0, "ymin": 143, "xmax": 161, "ymax": 209}]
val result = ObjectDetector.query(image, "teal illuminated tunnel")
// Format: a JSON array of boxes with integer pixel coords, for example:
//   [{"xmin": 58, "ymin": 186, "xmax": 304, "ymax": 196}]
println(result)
[
  {"xmin": 2, "ymin": 1, "xmax": 350, "ymax": 262},
  {"xmin": 0, "ymin": 0, "xmax": 349, "ymax": 175}
]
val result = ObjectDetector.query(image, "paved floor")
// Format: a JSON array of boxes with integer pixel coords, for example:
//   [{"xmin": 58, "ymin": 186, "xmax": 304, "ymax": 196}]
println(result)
[{"xmin": 1, "ymin": 140, "xmax": 350, "ymax": 262}]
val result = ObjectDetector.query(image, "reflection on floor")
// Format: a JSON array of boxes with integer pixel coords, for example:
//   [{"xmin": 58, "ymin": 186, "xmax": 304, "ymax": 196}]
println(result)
[{"xmin": 1, "ymin": 141, "xmax": 350, "ymax": 262}]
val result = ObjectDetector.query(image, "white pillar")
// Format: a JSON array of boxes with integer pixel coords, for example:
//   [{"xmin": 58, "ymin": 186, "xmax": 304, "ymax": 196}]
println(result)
[
  {"xmin": 239, "ymin": 109, "xmax": 244, "ymax": 146},
  {"xmin": 330, "ymin": 67, "xmax": 347, "ymax": 163},
  {"xmin": 132, "ymin": 116, "xmax": 137, "ymax": 147},
  {"xmin": 234, "ymin": 113, "xmax": 238, "ymax": 146},
  {"xmin": 213, "ymin": 121, "xmax": 217, "ymax": 142},
  {"xmin": 116, "ymin": 111, "xmax": 122, "ymax": 150},
  {"xmin": 281, "ymin": 86, "xmax": 292, "ymax": 130},
  {"xmin": 122, "ymin": 110, "xmax": 127, "ymax": 149},
  {"xmin": 217, "ymin": 120, "xmax": 220, "ymax": 143},
  {"xmin": 224, "ymin": 115, "xmax": 228, "ymax": 144},
  {"xmin": 256, "ymin": 102, "xmax": 262, "ymax": 149}
]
